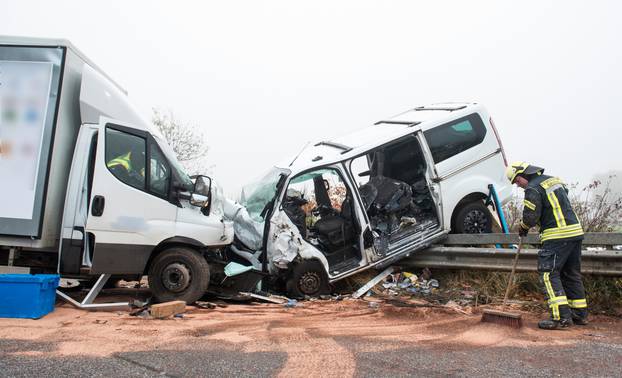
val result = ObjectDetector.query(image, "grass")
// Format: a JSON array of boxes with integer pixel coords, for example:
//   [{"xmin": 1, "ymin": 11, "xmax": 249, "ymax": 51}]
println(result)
[{"xmin": 434, "ymin": 269, "xmax": 622, "ymax": 316}]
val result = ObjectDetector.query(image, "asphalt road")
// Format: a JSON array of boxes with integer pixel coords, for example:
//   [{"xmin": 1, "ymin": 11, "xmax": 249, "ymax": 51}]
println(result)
[
  {"xmin": 1, "ymin": 336, "xmax": 621, "ymax": 377},
  {"xmin": 1, "ymin": 297, "xmax": 621, "ymax": 377}
]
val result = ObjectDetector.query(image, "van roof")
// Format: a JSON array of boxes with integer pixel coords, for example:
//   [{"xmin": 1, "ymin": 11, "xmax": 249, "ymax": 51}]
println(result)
[
  {"xmin": 279, "ymin": 102, "xmax": 484, "ymax": 173},
  {"xmin": 0, "ymin": 35, "xmax": 127, "ymax": 94}
]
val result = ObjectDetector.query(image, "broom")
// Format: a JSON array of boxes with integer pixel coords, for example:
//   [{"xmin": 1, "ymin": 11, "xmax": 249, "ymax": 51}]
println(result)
[{"xmin": 481, "ymin": 236, "xmax": 523, "ymax": 328}]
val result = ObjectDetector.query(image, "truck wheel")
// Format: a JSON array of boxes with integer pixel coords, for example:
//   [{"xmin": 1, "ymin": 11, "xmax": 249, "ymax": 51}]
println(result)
[
  {"xmin": 148, "ymin": 247, "xmax": 210, "ymax": 304},
  {"xmin": 286, "ymin": 260, "xmax": 329, "ymax": 298},
  {"xmin": 453, "ymin": 201, "xmax": 493, "ymax": 234}
]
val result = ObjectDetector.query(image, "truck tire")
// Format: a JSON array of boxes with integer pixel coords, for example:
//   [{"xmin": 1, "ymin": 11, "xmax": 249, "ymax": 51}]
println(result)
[
  {"xmin": 148, "ymin": 247, "xmax": 210, "ymax": 304},
  {"xmin": 453, "ymin": 201, "xmax": 493, "ymax": 234},
  {"xmin": 286, "ymin": 260, "xmax": 329, "ymax": 298}
]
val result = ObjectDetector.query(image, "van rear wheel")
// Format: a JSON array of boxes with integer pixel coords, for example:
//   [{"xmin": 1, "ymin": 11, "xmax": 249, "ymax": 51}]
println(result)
[
  {"xmin": 148, "ymin": 247, "xmax": 210, "ymax": 304},
  {"xmin": 453, "ymin": 201, "xmax": 493, "ymax": 234}
]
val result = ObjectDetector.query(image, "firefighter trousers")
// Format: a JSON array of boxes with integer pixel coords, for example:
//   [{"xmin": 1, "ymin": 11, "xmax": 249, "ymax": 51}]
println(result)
[{"xmin": 537, "ymin": 239, "xmax": 588, "ymax": 321}]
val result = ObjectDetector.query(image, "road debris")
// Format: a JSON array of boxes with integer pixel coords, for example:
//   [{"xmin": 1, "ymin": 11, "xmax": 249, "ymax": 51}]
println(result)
[
  {"xmin": 352, "ymin": 266, "xmax": 395, "ymax": 299},
  {"xmin": 240, "ymin": 292, "xmax": 289, "ymax": 304},
  {"xmin": 284, "ymin": 299, "xmax": 301, "ymax": 308},
  {"xmin": 149, "ymin": 300, "xmax": 186, "ymax": 319},
  {"xmin": 195, "ymin": 301, "xmax": 217, "ymax": 309}
]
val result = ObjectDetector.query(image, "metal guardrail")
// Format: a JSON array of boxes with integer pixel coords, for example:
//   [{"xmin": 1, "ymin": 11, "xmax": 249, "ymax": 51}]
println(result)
[{"xmin": 402, "ymin": 233, "xmax": 622, "ymax": 276}]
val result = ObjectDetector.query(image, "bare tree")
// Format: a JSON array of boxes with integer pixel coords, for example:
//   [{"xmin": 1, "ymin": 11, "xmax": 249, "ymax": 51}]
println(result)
[
  {"xmin": 571, "ymin": 177, "xmax": 622, "ymax": 232},
  {"xmin": 152, "ymin": 109, "xmax": 211, "ymax": 175}
]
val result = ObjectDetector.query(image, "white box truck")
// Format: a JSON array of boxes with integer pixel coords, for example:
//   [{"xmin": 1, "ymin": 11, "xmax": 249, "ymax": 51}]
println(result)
[{"xmin": 0, "ymin": 36, "xmax": 234, "ymax": 305}]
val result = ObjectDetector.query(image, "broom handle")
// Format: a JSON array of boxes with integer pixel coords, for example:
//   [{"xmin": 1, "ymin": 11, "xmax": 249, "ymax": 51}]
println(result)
[{"xmin": 503, "ymin": 236, "xmax": 523, "ymax": 305}]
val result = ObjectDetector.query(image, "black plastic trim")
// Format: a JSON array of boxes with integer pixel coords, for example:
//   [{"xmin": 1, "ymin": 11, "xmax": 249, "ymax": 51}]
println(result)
[
  {"xmin": 90, "ymin": 243, "xmax": 153, "ymax": 274},
  {"xmin": 159, "ymin": 236, "xmax": 206, "ymax": 249}
]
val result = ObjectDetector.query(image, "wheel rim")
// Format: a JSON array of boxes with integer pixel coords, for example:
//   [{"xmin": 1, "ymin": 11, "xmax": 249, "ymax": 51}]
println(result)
[
  {"xmin": 298, "ymin": 271, "xmax": 322, "ymax": 295},
  {"xmin": 161, "ymin": 262, "xmax": 192, "ymax": 293},
  {"xmin": 463, "ymin": 209, "xmax": 489, "ymax": 233}
]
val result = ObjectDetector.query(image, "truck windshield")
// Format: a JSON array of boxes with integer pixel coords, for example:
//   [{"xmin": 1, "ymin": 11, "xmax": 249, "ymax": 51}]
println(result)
[
  {"xmin": 154, "ymin": 137, "xmax": 194, "ymax": 190},
  {"xmin": 240, "ymin": 166, "xmax": 289, "ymax": 221}
]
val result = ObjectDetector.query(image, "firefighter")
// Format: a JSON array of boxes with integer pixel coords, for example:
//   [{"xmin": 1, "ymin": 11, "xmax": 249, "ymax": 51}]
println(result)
[
  {"xmin": 506, "ymin": 162, "xmax": 588, "ymax": 330},
  {"xmin": 107, "ymin": 147, "xmax": 145, "ymax": 188}
]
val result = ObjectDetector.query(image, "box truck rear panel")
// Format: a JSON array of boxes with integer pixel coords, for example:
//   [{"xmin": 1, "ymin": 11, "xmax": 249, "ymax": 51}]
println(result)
[{"xmin": 0, "ymin": 45, "xmax": 65, "ymax": 239}]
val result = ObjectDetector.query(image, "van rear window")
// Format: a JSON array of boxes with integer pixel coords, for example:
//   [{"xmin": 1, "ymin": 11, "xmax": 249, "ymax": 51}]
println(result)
[{"xmin": 423, "ymin": 113, "xmax": 486, "ymax": 164}]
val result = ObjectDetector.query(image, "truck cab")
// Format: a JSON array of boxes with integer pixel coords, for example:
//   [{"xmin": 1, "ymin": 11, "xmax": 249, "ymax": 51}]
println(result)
[{"xmin": 0, "ymin": 37, "xmax": 233, "ymax": 304}]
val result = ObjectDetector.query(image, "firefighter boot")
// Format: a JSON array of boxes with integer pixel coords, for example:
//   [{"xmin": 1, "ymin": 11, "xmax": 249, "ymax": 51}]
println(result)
[
  {"xmin": 538, "ymin": 317, "xmax": 573, "ymax": 330},
  {"xmin": 571, "ymin": 308, "xmax": 588, "ymax": 325},
  {"xmin": 538, "ymin": 305, "xmax": 573, "ymax": 330}
]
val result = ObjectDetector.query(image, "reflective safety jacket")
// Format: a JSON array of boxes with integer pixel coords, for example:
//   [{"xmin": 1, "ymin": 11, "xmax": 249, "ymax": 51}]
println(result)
[
  {"xmin": 521, "ymin": 174, "xmax": 584, "ymax": 242},
  {"xmin": 107, "ymin": 151, "xmax": 132, "ymax": 171}
]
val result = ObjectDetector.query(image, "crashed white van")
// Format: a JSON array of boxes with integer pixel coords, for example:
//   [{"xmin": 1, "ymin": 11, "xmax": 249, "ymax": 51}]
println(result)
[{"xmin": 225, "ymin": 103, "xmax": 511, "ymax": 297}]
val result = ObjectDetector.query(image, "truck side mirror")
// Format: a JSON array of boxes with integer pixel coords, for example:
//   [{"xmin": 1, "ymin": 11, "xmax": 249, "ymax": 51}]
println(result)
[
  {"xmin": 193, "ymin": 175, "xmax": 212, "ymax": 196},
  {"xmin": 191, "ymin": 175, "xmax": 212, "ymax": 213},
  {"xmin": 190, "ymin": 193, "xmax": 209, "ymax": 207}
]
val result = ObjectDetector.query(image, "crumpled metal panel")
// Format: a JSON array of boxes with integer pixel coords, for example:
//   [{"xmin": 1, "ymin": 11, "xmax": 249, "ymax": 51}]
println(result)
[
  {"xmin": 223, "ymin": 199, "xmax": 264, "ymax": 250},
  {"xmin": 267, "ymin": 211, "xmax": 323, "ymax": 273}
]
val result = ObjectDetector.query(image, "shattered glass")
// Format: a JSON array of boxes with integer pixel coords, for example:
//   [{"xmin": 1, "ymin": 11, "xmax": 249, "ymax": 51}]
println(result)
[{"xmin": 239, "ymin": 166, "xmax": 289, "ymax": 222}]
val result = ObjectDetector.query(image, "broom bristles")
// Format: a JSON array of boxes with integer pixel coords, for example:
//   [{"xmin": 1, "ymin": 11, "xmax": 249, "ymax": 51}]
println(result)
[{"xmin": 481, "ymin": 309, "xmax": 523, "ymax": 328}]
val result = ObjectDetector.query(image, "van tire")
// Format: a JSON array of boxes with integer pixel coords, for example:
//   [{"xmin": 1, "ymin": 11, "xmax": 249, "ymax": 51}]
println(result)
[
  {"xmin": 286, "ymin": 260, "xmax": 329, "ymax": 298},
  {"xmin": 453, "ymin": 201, "xmax": 493, "ymax": 234},
  {"xmin": 148, "ymin": 247, "xmax": 210, "ymax": 304}
]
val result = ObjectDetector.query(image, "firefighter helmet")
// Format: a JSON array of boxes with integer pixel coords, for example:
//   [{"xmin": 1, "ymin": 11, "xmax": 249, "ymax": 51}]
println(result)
[{"xmin": 506, "ymin": 161, "xmax": 544, "ymax": 183}]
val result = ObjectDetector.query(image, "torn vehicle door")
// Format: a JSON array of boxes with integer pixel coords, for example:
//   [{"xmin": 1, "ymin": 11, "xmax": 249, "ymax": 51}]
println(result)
[{"xmin": 348, "ymin": 134, "xmax": 445, "ymax": 260}]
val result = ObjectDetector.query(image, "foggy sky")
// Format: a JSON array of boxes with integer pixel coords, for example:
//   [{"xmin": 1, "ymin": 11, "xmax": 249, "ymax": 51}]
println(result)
[{"xmin": 2, "ymin": 1, "xmax": 621, "ymax": 197}]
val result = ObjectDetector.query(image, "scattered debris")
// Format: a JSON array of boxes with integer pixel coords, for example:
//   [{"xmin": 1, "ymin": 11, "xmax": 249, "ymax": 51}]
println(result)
[
  {"xmin": 352, "ymin": 266, "xmax": 395, "ymax": 299},
  {"xmin": 284, "ymin": 299, "xmax": 301, "ymax": 308},
  {"xmin": 58, "ymin": 278, "xmax": 80, "ymax": 290},
  {"xmin": 240, "ymin": 292, "xmax": 288, "ymax": 305},
  {"xmin": 195, "ymin": 301, "xmax": 217, "ymax": 309},
  {"xmin": 584, "ymin": 333, "xmax": 606, "ymax": 338},
  {"xmin": 150, "ymin": 301, "xmax": 186, "ymax": 319}
]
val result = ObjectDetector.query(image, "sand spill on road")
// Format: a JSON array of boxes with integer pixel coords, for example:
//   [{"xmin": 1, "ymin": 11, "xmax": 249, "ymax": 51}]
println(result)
[{"xmin": 0, "ymin": 298, "xmax": 620, "ymax": 376}]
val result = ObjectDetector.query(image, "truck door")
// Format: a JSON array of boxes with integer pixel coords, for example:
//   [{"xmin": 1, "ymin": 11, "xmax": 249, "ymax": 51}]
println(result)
[
  {"xmin": 59, "ymin": 125, "xmax": 99, "ymax": 275},
  {"xmin": 85, "ymin": 118, "xmax": 178, "ymax": 274}
]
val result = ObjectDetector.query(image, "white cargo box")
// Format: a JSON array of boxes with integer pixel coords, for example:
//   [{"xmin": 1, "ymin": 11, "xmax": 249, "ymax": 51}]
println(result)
[{"xmin": 0, "ymin": 36, "xmax": 131, "ymax": 250}]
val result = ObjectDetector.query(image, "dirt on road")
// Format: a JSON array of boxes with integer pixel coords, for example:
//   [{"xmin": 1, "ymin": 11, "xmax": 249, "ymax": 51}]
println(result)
[{"xmin": 1, "ymin": 292, "xmax": 621, "ymax": 377}]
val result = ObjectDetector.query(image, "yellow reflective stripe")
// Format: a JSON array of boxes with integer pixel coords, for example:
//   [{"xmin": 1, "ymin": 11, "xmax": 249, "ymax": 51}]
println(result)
[
  {"xmin": 540, "ymin": 177, "xmax": 563, "ymax": 190},
  {"xmin": 541, "ymin": 224, "xmax": 584, "ymax": 241},
  {"xmin": 541, "ymin": 224, "xmax": 583, "ymax": 235},
  {"xmin": 524, "ymin": 200, "xmax": 536, "ymax": 211},
  {"xmin": 547, "ymin": 191, "xmax": 567, "ymax": 228},
  {"xmin": 107, "ymin": 158, "xmax": 130, "ymax": 170},
  {"xmin": 543, "ymin": 272, "xmax": 560, "ymax": 320},
  {"xmin": 568, "ymin": 299, "xmax": 587, "ymax": 309},
  {"xmin": 548, "ymin": 295, "xmax": 568, "ymax": 306},
  {"xmin": 541, "ymin": 231, "xmax": 584, "ymax": 242},
  {"xmin": 107, "ymin": 152, "xmax": 132, "ymax": 170}
]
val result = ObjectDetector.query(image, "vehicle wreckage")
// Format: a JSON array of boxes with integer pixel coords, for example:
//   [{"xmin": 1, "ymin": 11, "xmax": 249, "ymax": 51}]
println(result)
[{"xmin": 214, "ymin": 103, "xmax": 511, "ymax": 298}]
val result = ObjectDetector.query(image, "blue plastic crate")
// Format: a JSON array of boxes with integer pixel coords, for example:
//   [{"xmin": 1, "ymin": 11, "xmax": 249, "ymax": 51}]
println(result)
[{"xmin": 0, "ymin": 274, "xmax": 59, "ymax": 319}]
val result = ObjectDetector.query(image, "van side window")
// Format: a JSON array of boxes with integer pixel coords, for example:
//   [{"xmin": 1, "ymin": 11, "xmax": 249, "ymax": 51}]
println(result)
[
  {"xmin": 105, "ymin": 128, "xmax": 146, "ymax": 190},
  {"xmin": 149, "ymin": 142, "xmax": 171, "ymax": 197},
  {"xmin": 423, "ymin": 113, "xmax": 486, "ymax": 164}
]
